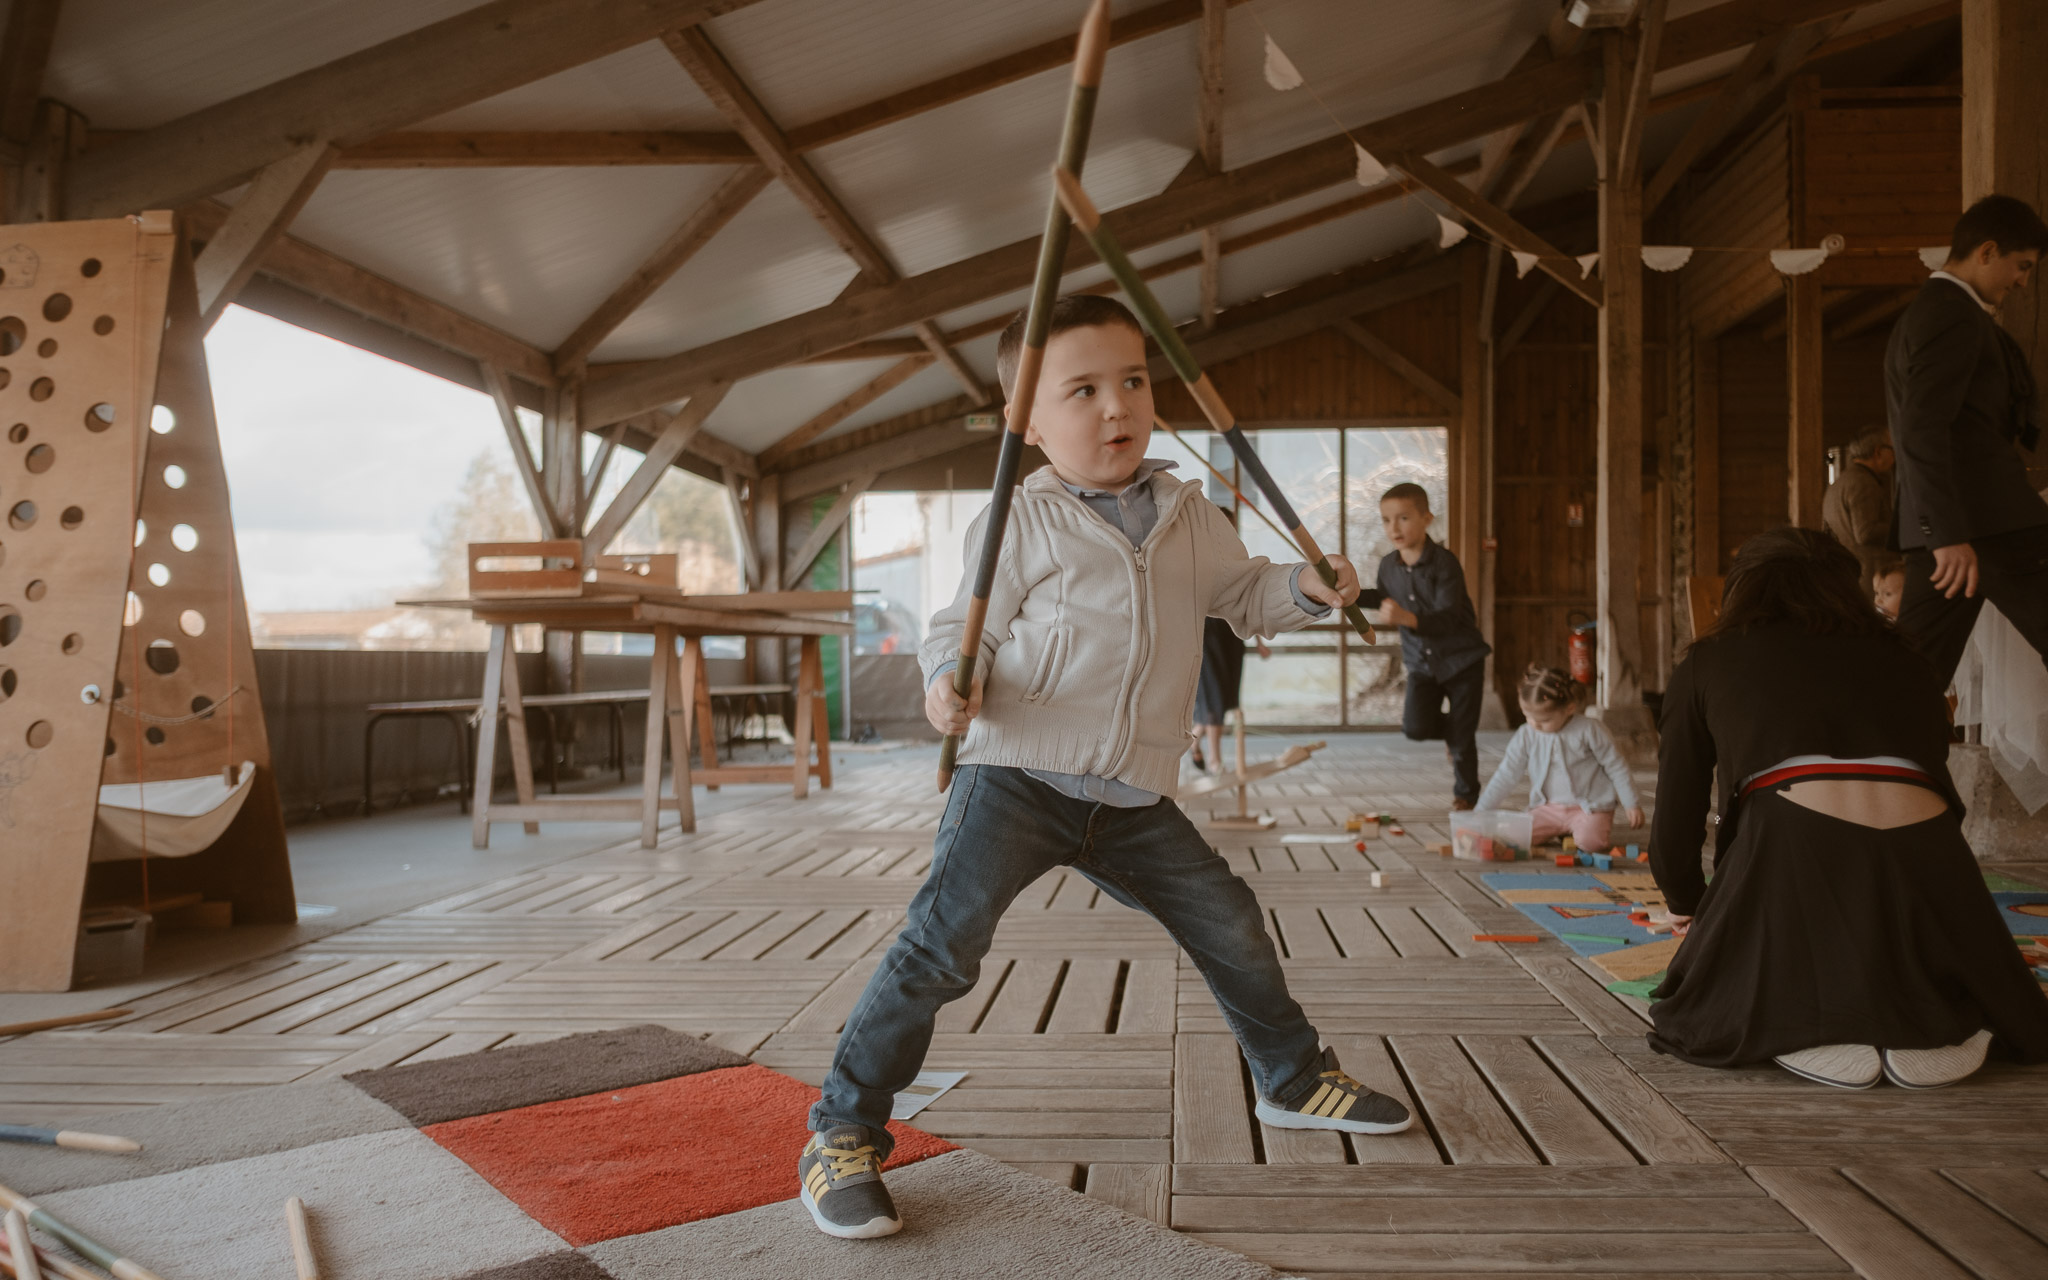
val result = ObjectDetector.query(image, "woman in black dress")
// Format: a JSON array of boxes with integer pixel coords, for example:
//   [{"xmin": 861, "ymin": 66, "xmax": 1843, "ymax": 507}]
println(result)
[{"xmin": 1650, "ymin": 527, "xmax": 2048, "ymax": 1089}]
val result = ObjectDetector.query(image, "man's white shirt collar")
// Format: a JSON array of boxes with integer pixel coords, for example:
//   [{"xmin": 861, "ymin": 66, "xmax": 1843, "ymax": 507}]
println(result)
[{"xmin": 1931, "ymin": 270, "xmax": 1995, "ymax": 314}]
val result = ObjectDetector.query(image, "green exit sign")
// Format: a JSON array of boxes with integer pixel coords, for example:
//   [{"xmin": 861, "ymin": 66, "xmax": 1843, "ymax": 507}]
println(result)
[{"xmin": 965, "ymin": 413, "xmax": 1000, "ymax": 432}]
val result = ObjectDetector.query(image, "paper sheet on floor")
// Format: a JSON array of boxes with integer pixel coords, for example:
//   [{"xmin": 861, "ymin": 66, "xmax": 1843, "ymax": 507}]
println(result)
[{"xmin": 891, "ymin": 1070, "xmax": 967, "ymax": 1121}]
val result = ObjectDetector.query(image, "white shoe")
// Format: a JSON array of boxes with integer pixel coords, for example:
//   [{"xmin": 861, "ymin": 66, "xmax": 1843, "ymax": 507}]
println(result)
[
  {"xmin": 1882, "ymin": 1029, "xmax": 1993, "ymax": 1089},
  {"xmin": 1773, "ymin": 1043, "xmax": 1881, "ymax": 1089}
]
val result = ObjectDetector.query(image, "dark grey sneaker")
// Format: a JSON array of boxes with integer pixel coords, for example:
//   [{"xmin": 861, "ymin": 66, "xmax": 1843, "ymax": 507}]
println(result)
[
  {"xmin": 798, "ymin": 1125, "xmax": 901, "ymax": 1239},
  {"xmin": 1254, "ymin": 1047, "xmax": 1414, "ymax": 1134}
]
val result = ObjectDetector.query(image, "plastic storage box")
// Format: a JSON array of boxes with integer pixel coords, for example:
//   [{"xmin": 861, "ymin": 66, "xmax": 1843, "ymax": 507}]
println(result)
[{"xmin": 1448, "ymin": 809, "xmax": 1535, "ymax": 861}]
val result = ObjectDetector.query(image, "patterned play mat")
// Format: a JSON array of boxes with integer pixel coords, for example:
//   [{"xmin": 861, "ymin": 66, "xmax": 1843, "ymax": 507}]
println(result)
[{"xmin": 3, "ymin": 1025, "xmax": 1276, "ymax": 1280}]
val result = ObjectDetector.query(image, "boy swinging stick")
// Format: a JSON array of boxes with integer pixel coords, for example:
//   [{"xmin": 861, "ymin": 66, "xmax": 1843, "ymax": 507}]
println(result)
[{"xmin": 797, "ymin": 3, "xmax": 1412, "ymax": 1243}]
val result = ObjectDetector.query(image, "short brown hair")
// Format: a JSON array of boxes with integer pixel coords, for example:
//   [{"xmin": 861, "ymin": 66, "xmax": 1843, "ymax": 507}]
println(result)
[
  {"xmin": 1873, "ymin": 553, "xmax": 1905, "ymax": 584},
  {"xmin": 1948, "ymin": 194, "xmax": 2048, "ymax": 262},
  {"xmin": 1380, "ymin": 482, "xmax": 1430, "ymax": 513},
  {"xmin": 995, "ymin": 294, "xmax": 1145, "ymax": 399},
  {"xmin": 1707, "ymin": 526, "xmax": 1893, "ymax": 641}
]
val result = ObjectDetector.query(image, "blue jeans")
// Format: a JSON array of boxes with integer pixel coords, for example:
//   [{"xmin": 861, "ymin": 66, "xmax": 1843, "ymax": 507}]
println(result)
[{"xmin": 810, "ymin": 764, "xmax": 1323, "ymax": 1154}]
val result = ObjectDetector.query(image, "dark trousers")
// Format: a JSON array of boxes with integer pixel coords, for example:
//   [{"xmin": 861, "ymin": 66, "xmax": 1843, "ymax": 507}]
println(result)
[
  {"xmin": 1896, "ymin": 524, "xmax": 2048, "ymax": 683},
  {"xmin": 1404, "ymin": 661, "xmax": 1487, "ymax": 801},
  {"xmin": 810, "ymin": 764, "xmax": 1322, "ymax": 1156}
]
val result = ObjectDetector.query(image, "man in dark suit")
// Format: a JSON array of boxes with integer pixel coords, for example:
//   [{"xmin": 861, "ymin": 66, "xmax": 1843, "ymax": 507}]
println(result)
[{"xmin": 1888, "ymin": 194, "xmax": 2048, "ymax": 680}]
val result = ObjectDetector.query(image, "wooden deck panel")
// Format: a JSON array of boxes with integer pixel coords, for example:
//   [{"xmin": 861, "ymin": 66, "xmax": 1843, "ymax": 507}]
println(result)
[{"xmin": 5, "ymin": 736, "xmax": 2044, "ymax": 1276}]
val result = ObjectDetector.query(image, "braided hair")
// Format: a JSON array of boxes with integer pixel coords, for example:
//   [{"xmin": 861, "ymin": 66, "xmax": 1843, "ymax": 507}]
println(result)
[{"xmin": 1517, "ymin": 663, "xmax": 1580, "ymax": 713}]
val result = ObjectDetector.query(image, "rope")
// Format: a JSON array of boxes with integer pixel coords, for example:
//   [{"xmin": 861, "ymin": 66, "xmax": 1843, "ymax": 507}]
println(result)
[{"xmin": 108, "ymin": 685, "xmax": 245, "ymax": 726}]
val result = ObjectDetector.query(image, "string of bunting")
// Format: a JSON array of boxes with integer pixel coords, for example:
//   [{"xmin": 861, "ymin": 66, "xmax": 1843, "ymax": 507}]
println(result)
[{"xmin": 1255, "ymin": 22, "xmax": 1954, "ymax": 281}]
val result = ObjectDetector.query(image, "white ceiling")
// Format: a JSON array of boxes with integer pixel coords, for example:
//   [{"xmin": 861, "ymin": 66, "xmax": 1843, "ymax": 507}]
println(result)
[{"xmin": 23, "ymin": 0, "xmax": 1950, "ymax": 458}]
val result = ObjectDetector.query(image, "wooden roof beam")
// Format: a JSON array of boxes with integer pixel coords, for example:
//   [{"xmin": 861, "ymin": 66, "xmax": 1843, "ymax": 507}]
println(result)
[
  {"xmin": 180, "ymin": 198, "xmax": 557, "ymax": 386},
  {"xmin": 584, "ymin": 0, "xmax": 1872, "ymax": 425},
  {"xmin": 1389, "ymin": 150, "xmax": 1600, "ymax": 307},
  {"xmin": 552, "ymin": 165, "xmax": 770, "ymax": 376},
  {"xmin": 194, "ymin": 142, "xmax": 337, "ymax": 331},
  {"xmin": 665, "ymin": 25, "xmax": 989, "ymax": 403},
  {"xmin": 1196, "ymin": 0, "xmax": 1227, "ymax": 329},
  {"xmin": 0, "ymin": 0, "xmax": 63, "ymax": 154},
  {"xmin": 584, "ymin": 382, "xmax": 731, "ymax": 554},
  {"xmin": 757, "ymin": 353, "xmax": 934, "ymax": 472},
  {"xmin": 65, "ymin": 0, "xmax": 768, "ymax": 218},
  {"xmin": 1615, "ymin": 0, "xmax": 1670, "ymax": 189},
  {"xmin": 1332, "ymin": 318, "xmax": 1462, "ymax": 414}
]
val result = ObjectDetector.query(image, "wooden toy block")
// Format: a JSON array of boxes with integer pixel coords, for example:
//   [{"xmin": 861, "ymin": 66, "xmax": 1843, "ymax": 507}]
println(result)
[
  {"xmin": 1592, "ymin": 854, "xmax": 1613, "ymax": 870},
  {"xmin": 1368, "ymin": 871, "xmax": 1387, "ymax": 889},
  {"xmin": 1431, "ymin": 843, "xmax": 1453, "ymax": 857},
  {"xmin": 1554, "ymin": 854, "xmax": 1575, "ymax": 867}
]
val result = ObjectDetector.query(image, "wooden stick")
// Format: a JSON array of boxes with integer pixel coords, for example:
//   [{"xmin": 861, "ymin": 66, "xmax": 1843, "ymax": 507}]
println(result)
[
  {"xmin": 285, "ymin": 1198, "xmax": 318, "ymax": 1280},
  {"xmin": 0, "ymin": 1010, "xmax": 131, "ymax": 1039},
  {"xmin": 4, "ymin": 1210, "xmax": 39, "ymax": 1280},
  {"xmin": 1151, "ymin": 419, "xmax": 1292, "ymax": 546},
  {"xmin": 1052, "ymin": 168, "xmax": 1378, "ymax": 648},
  {"xmin": 0, "ymin": 1238, "xmax": 101, "ymax": 1280},
  {"xmin": 938, "ymin": 0, "xmax": 1113, "ymax": 794},
  {"xmin": 0, "ymin": 1184, "xmax": 164, "ymax": 1280},
  {"xmin": 0, "ymin": 1127, "xmax": 141, "ymax": 1153}
]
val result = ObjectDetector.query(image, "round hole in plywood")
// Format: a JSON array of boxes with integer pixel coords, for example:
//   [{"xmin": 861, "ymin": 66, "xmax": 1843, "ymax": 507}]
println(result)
[
  {"xmin": 190, "ymin": 695, "xmax": 213, "ymax": 717},
  {"xmin": 179, "ymin": 609, "xmax": 205, "ymax": 637},
  {"xmin": 28, "ymin": 377, "xmax": 52, "ymax": 402},
  {"xmin": 62, "ymin": 632, "xmax": 82, "ymax": 655},
  {"xmin": 93, "ymin": 315, "xmax": 114, "ymax": 336},
  {"xmin": 84, "ymin": 403, "xmax": 115, "ymax": 431},
  {"xmin": 150, "ymin": 405, "xmax": 176, "ymax": 435},
  {"xmin": 147, "ymin": 562, "xmax": 170, "ymax": 587},
  {"xmin": 23, "ymin": 579, "xmax": 43, "ymax": 602},
  {"xmin": 7, "ymin": 424, "xmax": 24, "ymax": 444},
  {"xmin": 0, "ymin": 667, "xmax": 15, "ymax": 701},
  {"xmin": 36, "ymin": 338, "xmax": 55, "ymax": 358},
  {"xmin": 145, "ymin": 639, "xmax": 179, "ymax": 674},
  {"xmin": 0, "ymin": 537, "xmax": 6, "ymax": 568},
  {"xmin": 134, "ymin": 518, "xmax": 146, "ymax": 547},
  {"xmin": 26, "ymin": 720, "xmax": 51, "ymax": 749},
  {"xmin": 162, "ymin": 464, "xmax": 186, "ymax": 490},
  {"xmin": 143, "ymin": 726, "xmax": 164, "ymax": 746},
  {"xmin": 24, "ymin": 443, "xmax": 52, "ymax": 473},
  {"xmin": 123, "ymin": 592, "xmax": 142, "ymax": 626},
  {"xmin": 171, "ymin": 523, "xmax": 198, "ymax": 552},
  {"xmin": 0, "ymin": 605, "xmax": 17, "ymax": 645},
  {"xmin": 80, "ymin": 259, "xmax": 101, "ymax": 278},
  {"xmin": 41, "ymin": 294, "xmax": 71, "ymax": 323},
  {"xmin": 59, "ymin": 505, "xmax": 81, "ymax": 529},
  {"xmin": 112, "ymin": 678, "xmax": 125, "ymax": 700},
  {"xmin": 0, "ymin": 370, "xmax": 9, "ymax": 391},
  {"xmin": 104, "ymin": 736, "xmax": 116, "ymax": 757},
  {"xmin": 0, "ymin": 318, "xmax": 22, "ymax": 356},
  {"xmin": 8, "ymin": 500, "xmax": 34, "ymax": 530}
]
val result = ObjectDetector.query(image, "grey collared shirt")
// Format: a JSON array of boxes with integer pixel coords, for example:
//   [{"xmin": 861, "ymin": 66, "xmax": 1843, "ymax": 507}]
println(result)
[{"xmin": 937, "ymin": 459, "xmax": 1329, "ymax": 807}]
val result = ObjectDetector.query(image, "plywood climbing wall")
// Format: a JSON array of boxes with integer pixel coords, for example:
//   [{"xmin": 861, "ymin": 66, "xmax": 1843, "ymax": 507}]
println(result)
[
  {"xmin": 85, "ymin": 232, "xmax": 295, "ymax": 928},
  {"xmin": 0, "ymin": 214, "xmax": 177, "ymax": 990}
]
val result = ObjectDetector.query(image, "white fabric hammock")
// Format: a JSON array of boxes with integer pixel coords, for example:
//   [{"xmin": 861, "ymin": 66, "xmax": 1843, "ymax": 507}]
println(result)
[{"xmin": 91, "ymin": 762, "xmax": 256, "ymax": 862}]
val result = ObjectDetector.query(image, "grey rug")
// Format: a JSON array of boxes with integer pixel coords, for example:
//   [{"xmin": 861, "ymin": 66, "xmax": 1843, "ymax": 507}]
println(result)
[
  {"xmin": 5, "ymin": 1080, "xmax": 409, "ymax": 1195},
  {"xmin": 585, "ymin": 1149, "xmax": 1280, "ymax": 1280},
  {"xmin": 346, "ymin": 1024, "xmax": 748, "ymax": 1126},
  {"xmin": 456, "ymin": 1253, "xmax": 616, "ymax": 1280}
]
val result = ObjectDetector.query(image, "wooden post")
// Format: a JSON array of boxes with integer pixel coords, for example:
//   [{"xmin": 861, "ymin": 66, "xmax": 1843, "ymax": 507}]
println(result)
[
  {"xmin": 749, "ymin": 472, "xmax": 784, "ymax": 693},
  {"xmin": 662, "ymin": 630, "xmax": 694, "ymax": 833},
  {"xmin": 1595, "ymin": 30, "xmax": 1651, "ymax": 743},
  {"xmin": 8, "ymin": 98, "xmax": 83, "ymax": 223},
  {"xmin": 790, "ymin": 637, "xmax": 816, "ymax": 800},
  {"xmin": 496, "ymin": 628, "xmax": 541, "ymax": 836},
  {"xmin": 683, "ymin": 637, "xmax": 719, "ymax": 790},
  {"xmin": 1690, "ymin": 330, "xmax": 1721, "ymax": 577},
  {"xmin": 470, "ymin": 624, "xmax": 509, "ymax": 849},
  {"xmin": 1784, "ymin": 76, "xmax": 1825, "ymax": 528},
  {"xmin": 641, "ymin": 624, "xmax": 675, "ymax": 847},
  {"xmin": 1963, "ymin": 0, "xmax": 2048, "ymax": 487}
]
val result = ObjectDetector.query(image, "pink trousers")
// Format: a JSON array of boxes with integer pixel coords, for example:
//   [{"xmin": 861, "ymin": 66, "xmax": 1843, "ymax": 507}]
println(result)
[{"xmin": 1529, "ymin": 803, "xmax": 1615, "ymax": 852}]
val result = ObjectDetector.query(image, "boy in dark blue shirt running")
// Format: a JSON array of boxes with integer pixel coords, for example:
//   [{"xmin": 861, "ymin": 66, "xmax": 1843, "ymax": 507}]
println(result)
[{"xmin": 1374, "ymin": 483, "xmax": 1490, "ymax": 807}]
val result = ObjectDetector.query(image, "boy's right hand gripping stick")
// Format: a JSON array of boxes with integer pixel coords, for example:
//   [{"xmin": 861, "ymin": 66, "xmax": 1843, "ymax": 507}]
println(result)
[{"xmin": 938, "ymin": 0, "xmax": 1113, "ymax": 793}]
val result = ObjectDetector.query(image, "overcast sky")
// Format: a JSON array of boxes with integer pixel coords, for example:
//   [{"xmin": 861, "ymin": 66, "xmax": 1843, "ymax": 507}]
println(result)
[{"xmin": 205, "ymin": 306, "xmax": 514, "ymax": 613}]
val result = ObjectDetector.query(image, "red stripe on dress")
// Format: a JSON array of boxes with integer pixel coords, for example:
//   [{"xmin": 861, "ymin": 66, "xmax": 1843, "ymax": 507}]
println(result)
[{"xmin": 1740, "ymin": 762, "xmax": 1930, "ymax": 798}]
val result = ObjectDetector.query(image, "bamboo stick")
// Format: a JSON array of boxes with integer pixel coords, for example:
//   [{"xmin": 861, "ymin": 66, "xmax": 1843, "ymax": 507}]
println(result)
[
  {"xmin": 285, "ymin": 1198, "xmax": 317, "ymax": 1280},
  {"xmin": 0, "ymin": 1127, "xmax": 140, "ymax": 1154},
  {"xmin": 1051, "ymin": 168, "xmax": 1378, "ymax": 647},
  {"xmin": 1151, "ymin": 419, "xmax": 1291, "ymax": 546},
  {"xmin": 4, "ymin": 1210, "xmax": 39, "ymax": 1280},
  {"xmin": 938, "ymin": 0, "xmax": 1114, "ymax": 793},
  {"xmin": 0, "ymin": 1238, "xmax": 101, "ymax": 1280},
  {"xmin": 0, "ymin": 1010, "xmax": 131, "ymax": 1039},
  {"xmin": 0, "ymin": 1184, "xmax": 163, "ymax": 1280}
]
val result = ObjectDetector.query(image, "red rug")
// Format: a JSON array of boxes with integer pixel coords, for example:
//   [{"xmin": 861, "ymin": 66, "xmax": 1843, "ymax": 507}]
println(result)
[{"xmin": 424, "ymin": 1063, "xmax": 956, "ymax": 1245}]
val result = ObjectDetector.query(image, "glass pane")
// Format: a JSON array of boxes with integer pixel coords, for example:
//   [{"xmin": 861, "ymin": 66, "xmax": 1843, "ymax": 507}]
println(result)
[
  {"xmin": 1241, "ymin": 625, "xmax": 1341, "ymax": 725},
  {"xmin": 1343, "ymin": 427, "xmax": 1451, "ymax": 570},
  {"xmin": 850, "ymin": 491, "xmax": 990, "ymax": 655},
  {"xmin": 1345, "ymin": 637, "xmax": 1407, "ymax": 726}
]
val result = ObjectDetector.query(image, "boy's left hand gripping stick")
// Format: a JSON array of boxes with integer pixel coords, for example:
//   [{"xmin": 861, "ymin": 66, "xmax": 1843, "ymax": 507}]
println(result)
[{"xmin": 938, "ymin": 0, "xmax": 1114, "ymax": 793}]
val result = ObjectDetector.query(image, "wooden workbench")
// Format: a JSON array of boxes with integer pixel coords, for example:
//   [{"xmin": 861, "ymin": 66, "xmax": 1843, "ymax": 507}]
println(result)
[{"xmin": 405, "ymin": 591, "xmax": 854, "ymax": 849}]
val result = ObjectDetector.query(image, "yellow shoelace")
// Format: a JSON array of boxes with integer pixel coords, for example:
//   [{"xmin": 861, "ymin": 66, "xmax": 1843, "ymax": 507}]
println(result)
[{"xmin": 820, "ymin": 1142, "xmax": 880, "ymax": 1180}]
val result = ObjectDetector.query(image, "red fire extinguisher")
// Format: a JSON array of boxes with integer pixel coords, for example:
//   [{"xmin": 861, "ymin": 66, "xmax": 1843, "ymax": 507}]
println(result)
[{"xmin": 1567, "ymin": 613, "xmax": 1597, "ymax": 688}]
